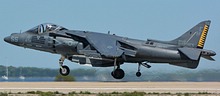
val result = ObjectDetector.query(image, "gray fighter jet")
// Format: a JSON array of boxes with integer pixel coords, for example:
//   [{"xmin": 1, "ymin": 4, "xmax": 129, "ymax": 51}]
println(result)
[{"xmin": 4, "ymin": 20, "xmax": 216, "ymax": 79}]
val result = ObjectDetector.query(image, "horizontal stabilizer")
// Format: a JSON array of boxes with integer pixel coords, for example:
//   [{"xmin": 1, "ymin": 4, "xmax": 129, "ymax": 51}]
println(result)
[
  {"xmin": 178, "ymin": 48, "xmax": 201, "ymax": 60},
  {"xmin": 170, "ymin": 61, "xmax": 199, "ymax": 69},
  {"xmin": 202, "ymin": 56, "xmax": 215, "ymax": 61}
]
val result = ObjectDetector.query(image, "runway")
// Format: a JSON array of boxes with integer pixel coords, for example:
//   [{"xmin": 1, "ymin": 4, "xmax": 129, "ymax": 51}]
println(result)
[{"xmin": 0, "ymin": 82, "xmax": 220, "ymax": 93}]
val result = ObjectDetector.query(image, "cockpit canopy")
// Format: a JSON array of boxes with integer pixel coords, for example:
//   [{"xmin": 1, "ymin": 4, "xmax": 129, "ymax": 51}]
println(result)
[{"xmin": 26, "ymin": 23, "xmax": 68, "ymax": 34}]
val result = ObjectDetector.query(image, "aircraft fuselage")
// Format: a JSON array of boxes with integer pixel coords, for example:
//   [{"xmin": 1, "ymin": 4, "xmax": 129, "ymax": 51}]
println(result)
[{"xmin": 4, "ymin": 21, "xmax": 216, "ymax": 79}]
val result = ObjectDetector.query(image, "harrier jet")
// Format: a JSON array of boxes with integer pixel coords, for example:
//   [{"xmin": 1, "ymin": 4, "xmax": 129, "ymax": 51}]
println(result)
[{"xmin": 4, "ymin": 20, "xmax": 216, "ymax": 79}]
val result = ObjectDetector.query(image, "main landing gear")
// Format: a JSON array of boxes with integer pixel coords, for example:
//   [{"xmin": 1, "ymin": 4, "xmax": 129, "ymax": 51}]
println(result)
[
  {"xmin": 111, "ymin": 58, "xmax": 125, "ymax": 79},
  {"xmin": 136, "ymin": 62, "xmax": 151, "ymax": 77},
  {"xmin": 59, "ymin": 55, "xmax": 70, "ymax": 76},
  {"xmin": 110, "ymin": 59, "xmax": 152, "ymax": 79}
]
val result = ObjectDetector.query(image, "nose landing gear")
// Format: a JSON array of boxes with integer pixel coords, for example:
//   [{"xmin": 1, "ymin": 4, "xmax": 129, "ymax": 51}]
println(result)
[
  {"xmin": 59, "ymin": 55, "xmax": 70, "ymax": 76},
  {"xmin": 59, "ymin": 65, "xmax": 70, "ymax": 76}
]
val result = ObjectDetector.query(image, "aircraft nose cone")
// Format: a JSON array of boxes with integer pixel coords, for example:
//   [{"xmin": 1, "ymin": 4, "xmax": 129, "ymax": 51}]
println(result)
[{"xmin": 4, "ymin": 36, "xmax": 11, "ymax": 43}]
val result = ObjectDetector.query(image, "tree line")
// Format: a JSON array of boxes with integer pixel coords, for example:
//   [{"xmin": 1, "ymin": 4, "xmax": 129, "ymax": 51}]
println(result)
[
  {"xmin": 0, "ymin": 65, "xmax": 96, "ymax": 77},
  {"xmin": 0, "ymin": 65, "xmax": 220, "ymax": 81}
]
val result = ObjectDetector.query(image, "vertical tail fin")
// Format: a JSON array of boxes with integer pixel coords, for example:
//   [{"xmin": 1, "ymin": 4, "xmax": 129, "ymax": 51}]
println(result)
[{"xmin": 170, "ymin": 20, "xmax": 211, "ymax": 49}]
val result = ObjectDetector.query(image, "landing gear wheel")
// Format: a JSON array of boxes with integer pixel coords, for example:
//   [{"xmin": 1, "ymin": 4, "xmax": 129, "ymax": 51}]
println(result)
[
  {"xmin": 59, "ymin": 65, "xmax": 70, "ymax": 76},
  {"xmin": 111, "ymin": 71, "xmax": 114, "ymax": 77},
  {"xmin": 136, "ymin": 72, "xmax": 141, "ymax": 77},
  {"xmin": 112, "ymin": 69, "xmax": 125, "ymax": 79}
]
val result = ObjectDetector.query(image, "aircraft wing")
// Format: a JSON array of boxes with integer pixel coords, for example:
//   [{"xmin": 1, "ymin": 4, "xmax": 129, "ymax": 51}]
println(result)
[
  {"xmin": 117, "ymin": 40, "xmax": 137, "ymax": 57},
  {"xmin": 66, "ymin": 31, "xmax": 124, "ymax": 58}
]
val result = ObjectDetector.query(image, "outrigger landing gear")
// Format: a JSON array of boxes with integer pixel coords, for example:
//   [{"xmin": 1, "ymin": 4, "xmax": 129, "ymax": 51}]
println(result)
[
  {"xmin": 136, "ymin": 63, "xmax": 142, "ymax": 77},
  {"xmin": 59, "ymin": 55, "xmax": 70, "ymax": 76},
  {"xmin": 111, "ymin": 58, "xmax": 125, "ymax": 79},
  {"xmin": 136, "ymin": 62, "xmax": 151, "ymax": 77}
]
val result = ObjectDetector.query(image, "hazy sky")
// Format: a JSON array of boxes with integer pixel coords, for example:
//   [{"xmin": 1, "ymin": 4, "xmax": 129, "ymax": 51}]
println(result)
[{"xmin": 0, "ymin": 0, "xmax": 219, "ymax": 71}]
